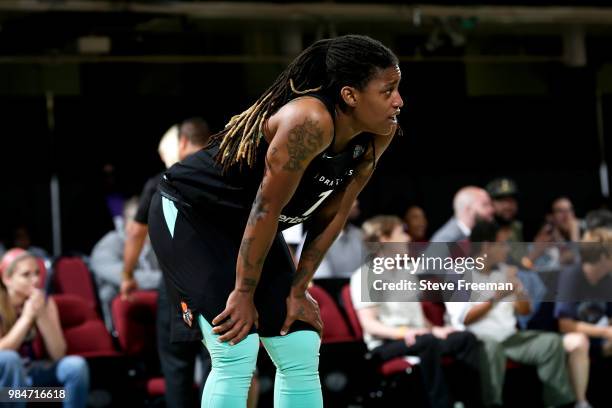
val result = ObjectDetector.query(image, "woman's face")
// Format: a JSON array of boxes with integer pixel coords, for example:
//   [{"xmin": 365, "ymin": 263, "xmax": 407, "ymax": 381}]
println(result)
[
  {"xmin": 552, "ymin": 198, "xmax": 574, "ymax": 228},
  {"xmin": 351, "ymin": 65, "xmax": 404, "ymax": 135},
  {"xmin": 381, "ymin": 224, "xmax": 411, "ymax": 244},
  {"xmin": 404, "ymin": 206, "xmax": 428, "ymax": 240},
  {"xmin": 3, "ymin": 257, "xmax": 40, "ymax": 301}
]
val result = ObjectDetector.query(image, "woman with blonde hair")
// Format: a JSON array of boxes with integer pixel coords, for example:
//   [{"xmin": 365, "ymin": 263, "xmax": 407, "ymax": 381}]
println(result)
[
  {"xmin": 0, "ymin": 248, "xmax": 89, "ymax": 408},
  {"xmin": 351, "ymin": 215, "xmax": 482, "ymax": 408}
]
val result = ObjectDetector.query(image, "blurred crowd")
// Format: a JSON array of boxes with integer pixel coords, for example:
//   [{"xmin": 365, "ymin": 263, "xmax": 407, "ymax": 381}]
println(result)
[{"xmin": 0, "ymin": 119, "xmax": 610, "ymax": 408}]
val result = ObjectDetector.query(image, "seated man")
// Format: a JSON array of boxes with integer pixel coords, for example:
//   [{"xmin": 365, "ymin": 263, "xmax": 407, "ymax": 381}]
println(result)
[
  {"xmin": 446, "ymin": 221, "xmax": 575, "ymax": 408},
  {"xmin": 351, "ymin": 215, "xmax": 482, "ymax": 408},
  {"xmin": 90, "ymin": 197, "xmax": 162, "ymax": 329},
  {"xmin": 556, "ymin": 226, "xmax": 612, "ymax": 358}
]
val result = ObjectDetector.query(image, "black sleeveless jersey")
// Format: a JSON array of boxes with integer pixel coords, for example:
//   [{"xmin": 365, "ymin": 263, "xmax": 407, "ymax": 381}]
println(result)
[{"xmin": 159, "ymin": 95, "xmax": 374, "ymax": 230}]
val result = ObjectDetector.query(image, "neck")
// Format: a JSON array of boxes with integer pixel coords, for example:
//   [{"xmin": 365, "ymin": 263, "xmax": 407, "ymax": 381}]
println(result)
[
  {"xmin": 183, "ymin": 144, "xmax": 204, "ymax": 159},
  {"xmin": 457, "ymin": 214, "xmax": 474, "ymax": 230},
  {"xmin": 332, "ymin": 106, "xmax": 363, "ymax": 153}
]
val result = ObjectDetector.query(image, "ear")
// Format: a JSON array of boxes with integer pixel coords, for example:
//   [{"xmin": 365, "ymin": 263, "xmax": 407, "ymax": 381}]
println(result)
[
  {"xmin": 178, "ymin": 136, "xmax": 188, "ymax": 150},
  {"xmin": 1, "ymin": 273, "xmax": 10, "ymax": 288},
  {"xmin": 340, "ymin": 86, "xmax": 358, "ymax": 108},
  {"xmin": 177, "ymin": 136, "xmax": 188, "ymax": 158}
]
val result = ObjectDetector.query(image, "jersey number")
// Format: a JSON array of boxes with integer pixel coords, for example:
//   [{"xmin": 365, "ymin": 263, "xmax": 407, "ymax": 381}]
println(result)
[{"xmin": 302, "ymin": 190, "xmax": 333, "ymax": 217}]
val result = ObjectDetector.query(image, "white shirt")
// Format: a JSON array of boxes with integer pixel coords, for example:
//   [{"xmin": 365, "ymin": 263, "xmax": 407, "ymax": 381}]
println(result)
[
  {"xmin": 350, "ymin": 266, "xmax": 425, "ymax": 350},
  {"xmin": 445, "ymin": 264, "xmax": 517, "ymax": 342}
]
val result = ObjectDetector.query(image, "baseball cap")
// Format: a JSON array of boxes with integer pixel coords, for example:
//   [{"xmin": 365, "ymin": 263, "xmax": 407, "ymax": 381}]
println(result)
[{"xmin": 486, "ymin": 178, "xmax": 519, "ymax": 199}]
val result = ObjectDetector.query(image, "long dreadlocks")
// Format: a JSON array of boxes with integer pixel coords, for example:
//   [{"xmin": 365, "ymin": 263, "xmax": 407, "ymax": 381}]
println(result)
[{"xmin": 211, "ymin": 35, "xmax": 399, "ymax": 172}]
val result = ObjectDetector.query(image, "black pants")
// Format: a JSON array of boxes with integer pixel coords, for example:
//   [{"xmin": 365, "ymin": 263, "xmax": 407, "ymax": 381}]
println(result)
[
  {"xmin": 372, "ymin": 331, "xmax": 481, "ymax": 408},
  {"xmin": 148, "ymin": 191, "xmax": 314, "ymax": 337},
  {"xmin": 157, "ymin": 278, "xmax": 211, "ymax": 408}
]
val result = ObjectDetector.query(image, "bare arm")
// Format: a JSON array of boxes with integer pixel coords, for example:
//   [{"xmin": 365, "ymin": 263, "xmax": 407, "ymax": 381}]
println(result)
[
  {"xmin": 120, "ymin": 220, "xmax": 148, "ymax": 298},
  {"xmin": 357, "ymin": 307, "xmax": 425, "ymax": 340},
  {"xmin": 0, "ymin": 314, "xmax": 36, "ymax": 351},
  {"xmin": 279, "ymin": 128, "xmax": 396, "ymax": 335},
  {"xmin": 35, "ymin": 298, "xmax": 66, "ymax": 361},
  {"xmin": 212, "ymin": 100, "xmax": 334, "ymax": 343},
  {"xmin": 514, "ymin": 300, "xmax": 532, "ymax": 315},
  {"xmin": 512, "ymin": 281, "xmax": 532, "ymax": 315},
  {"xmin": 463, "ymin": 302, "xmax": 494, "ymax": 325},
  {"xmin": 0, "ymin": 289, "xmax": 55, "ymax": 354},
  {"xmin": 559, "ymin": 317, "xmax": 610, "ymax": 339},
  {"xmin": 291, "ymin": 128, "xmax": 396, "ymax": 295},
  {"xmin": 235, "ymin": 108, "xmax": 332, "ymax": 295}
]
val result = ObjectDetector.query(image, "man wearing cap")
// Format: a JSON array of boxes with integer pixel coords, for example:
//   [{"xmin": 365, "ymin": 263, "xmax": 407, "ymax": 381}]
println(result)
[
  {"xmin": 486, "ymin": 177, "xmax": 530, "ymax": 271},
  {"xmin": 486, "ymin": 177, "xmax": 524, "ymax": 243}
]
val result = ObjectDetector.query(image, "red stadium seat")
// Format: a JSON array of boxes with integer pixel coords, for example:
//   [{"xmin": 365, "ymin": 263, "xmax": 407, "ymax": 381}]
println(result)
[
  {"xmin": 111, "ymin": 290, "xmax": 158, "ymax": 356},
  {"xmin": 111, "ymin": 291, "xmax": 164, "ymax": 398},
  {"xmin": 308, "ymin": 284, "xmax": 355, "ymax": 343},
  {"xmin": 146, "ymin": 377, "xmax": 166, "ymax": 396},
  {"xmin": 305, "ymin": 284, "xmax": 372, "ymax": 407},
  {"xmin": 421, "ymin": 301, "xmax": 446, "ymax": 326},
  {"xmin": 33, "ymin": 294, "xmax": 118, "ymax": 358},
  {"xmin": 340, "ymin": 284, "xmax": 414, "ymax": 376},
  {"xmin": 52, "ymin": 257, "xmax": 100, "ymax": 315}
]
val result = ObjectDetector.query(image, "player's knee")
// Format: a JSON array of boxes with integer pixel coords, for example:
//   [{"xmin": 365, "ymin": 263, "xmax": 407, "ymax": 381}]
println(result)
[
  {"xmin": 564, "ymin": 332, "xmax": 589, "ymax": 355},
  {"xmin": 274, "ymin": 331, "xmax": 320, "ymax": 376},
  {"xmin": 216, "ymin": 333, "xmax": 260, "ymax": 376}
]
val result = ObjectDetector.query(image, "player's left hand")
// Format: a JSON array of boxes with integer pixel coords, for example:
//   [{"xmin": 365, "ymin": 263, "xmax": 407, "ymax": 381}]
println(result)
[{"xmin": 281, "ymin": 291, "xmax": 323, "ymax": 337}]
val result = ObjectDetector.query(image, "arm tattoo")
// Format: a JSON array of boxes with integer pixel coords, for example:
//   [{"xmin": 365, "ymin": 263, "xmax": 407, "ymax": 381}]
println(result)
[
  {"xmin": 247, "ymin": 186, "xmax": 269, "ymax": 226},
  {"xmin": 239, "ymin": 237, "xmax": 265, "ymax": 271},
  {"xmin": 246, "ymin": 146, "xmax": 276, "ymax": 227},
  {"xmin": 300, "ymin": 234, "xmax": 324, "ymax": 265},
  {"xmin": 292, "ymin": 266, "xmax": 310, "ymax": 290},
  {"xmin": 296, "ymin": 305, "xmax": 306, "ymax": 318},
  {"xmin": 238, "ymin": 278, "xmax": 258, "ymax": 293},
  {"xmin": 291, "ymin": 233, "xmax": 328, "ymax": 288},
  {"xmin": 300, "ymin": 246, "xmax": 323, "ymax": 264},
  {"xmin": 282, "ymin": 118, "xmax": 324, "ymax": 172},
  {"xmin": 239, "ymin": 237, "xmax": 255, "ymax": 270}
]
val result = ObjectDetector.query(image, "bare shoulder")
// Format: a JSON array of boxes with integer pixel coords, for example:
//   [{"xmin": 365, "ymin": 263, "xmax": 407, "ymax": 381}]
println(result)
[{"xmin": 265, "ymin": 96, "xmax": 334, "ymax": 147}]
